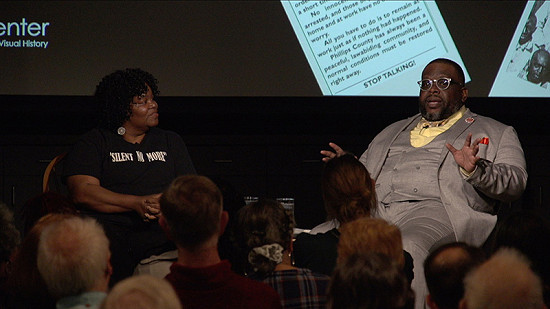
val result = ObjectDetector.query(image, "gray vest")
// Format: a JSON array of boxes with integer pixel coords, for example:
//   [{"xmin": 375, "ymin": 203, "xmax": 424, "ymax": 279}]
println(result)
[{"xmin": 377, "ymin": 122, "xmax": 447, "ymax": 205}]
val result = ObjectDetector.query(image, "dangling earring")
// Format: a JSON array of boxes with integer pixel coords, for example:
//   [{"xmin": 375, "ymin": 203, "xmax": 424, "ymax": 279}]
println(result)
[{"xmin": 117, "ymin": 127, "xmax": 126, "ymax": 135}]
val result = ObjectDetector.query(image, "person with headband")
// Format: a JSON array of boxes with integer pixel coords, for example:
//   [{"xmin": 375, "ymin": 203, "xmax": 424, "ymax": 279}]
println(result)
[{"xmin": 235, "ymin": 198, "xmax": 330, "ymax": 308}]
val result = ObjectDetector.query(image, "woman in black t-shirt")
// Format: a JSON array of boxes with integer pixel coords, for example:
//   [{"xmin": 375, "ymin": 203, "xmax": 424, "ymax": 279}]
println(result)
[{"xmin": 64, "ymin": 69, "xmax": 195, "ymax": 284}]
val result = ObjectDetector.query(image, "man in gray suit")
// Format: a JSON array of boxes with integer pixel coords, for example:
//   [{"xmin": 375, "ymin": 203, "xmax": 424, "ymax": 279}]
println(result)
[{"xmin": 321, "ymin": 58, "xmax": 527, "ymax": 309}]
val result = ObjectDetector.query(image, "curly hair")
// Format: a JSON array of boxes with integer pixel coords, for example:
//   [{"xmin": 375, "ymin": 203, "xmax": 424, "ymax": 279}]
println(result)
[
  {"xmin": 235, "ymin": 199, "xmax": 295, "ymax": 277},
  {"xmin": 95, "ymin": 68, "xmax": 159, "ymax": 132},
  {"xmin": 322, "ymin": 154, "xmax": 377, "ymax": 224}
]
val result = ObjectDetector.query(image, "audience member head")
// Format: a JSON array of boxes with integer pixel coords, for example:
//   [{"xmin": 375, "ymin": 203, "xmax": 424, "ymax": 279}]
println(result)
[
  {"xmin": 424, "ymin": 242, "xmax": 486, "ymax": 309},
  {"xmin": 0, "ymin": 203, "xmax": 20, "ymax": 281},
  {"xmin": 491, "ymin": 209, "xmax": 550, "ymax": 306},
  {"xmin": 328, "ymin": 252, "xmax": 414, "ymax": 309},
  {"xmin": 160, "ymin": 175, "xmax": 226, "ymax": 251},
  {"xmin": 235, "ymin": 198, "xmax": 295, "ymax": 277},
  {"xmin": 21, "ymin": 191, "xmax": 77, "ymax": 237},
  {"xmin": 100, "ymin": 275, "xmax": 182, "ymax": 309},
  {"xmin": 322, "ymin": 153, "xmax": 377, "ymax": 224},
  {"xmin": 460, "ymin": 248, "xmax": 545, "ymax": 309},
  {"xmin": 37, "ymin": 215, "xmax": 111, "ymax": 299},
  {"xmin": 95, "ymin": 68, "xmax": 160, "ymax": 132},
  {"xmin": 337, "ymin": 217, "xmax": 405, "ymax": 268},
  {"xmin": 4, "ymin": 213, "xmax": 75, "ymax": 308},
  {"xmin": 527, "ymin": 49, "xmax": 550, "ymax": 84}
]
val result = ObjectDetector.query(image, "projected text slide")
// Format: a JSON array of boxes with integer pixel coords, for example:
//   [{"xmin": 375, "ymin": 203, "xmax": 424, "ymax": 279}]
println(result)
[{"xmin": 281, "ymin": 0, "xmax": 468, "ymax": 96}]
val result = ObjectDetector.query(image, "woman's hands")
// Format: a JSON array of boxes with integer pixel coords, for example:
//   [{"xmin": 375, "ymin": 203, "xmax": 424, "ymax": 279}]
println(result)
[{"xmin": 137, "ymin": 193, "xmax": 162, "ymax": 221}]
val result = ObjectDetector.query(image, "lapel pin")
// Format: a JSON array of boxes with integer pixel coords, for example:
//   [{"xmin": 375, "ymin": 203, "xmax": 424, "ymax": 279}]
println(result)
[{"xmin": 465, "ymin": 117, "xmax": 475, "ymax": 124}]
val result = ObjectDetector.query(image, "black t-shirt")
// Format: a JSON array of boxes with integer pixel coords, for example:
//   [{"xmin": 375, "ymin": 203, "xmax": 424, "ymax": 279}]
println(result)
[
  {"xmin": 64, "ymin": 127, "xmax": 195, "ymax": 196},
  {"xmin": 63, "ymin": 127, "xmax": 196, "ymax": 284}
]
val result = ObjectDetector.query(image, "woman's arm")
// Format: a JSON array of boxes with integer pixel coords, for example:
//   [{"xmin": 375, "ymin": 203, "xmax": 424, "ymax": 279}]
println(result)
[{"xmin": 67, "ymin": 175, "xmax": 160, "ymax": 220}]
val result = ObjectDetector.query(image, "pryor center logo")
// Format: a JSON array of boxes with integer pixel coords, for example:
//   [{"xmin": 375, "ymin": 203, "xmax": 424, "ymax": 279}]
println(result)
[{"xmin": 0, "ymin": 18, "xmax": 51, "ymax": 48}]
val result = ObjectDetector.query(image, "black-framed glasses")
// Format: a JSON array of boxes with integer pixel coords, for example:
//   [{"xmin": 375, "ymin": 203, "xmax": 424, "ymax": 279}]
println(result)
[{"xmin": 417, "ymin": 78, "xmax": 463, "ymax": 91}]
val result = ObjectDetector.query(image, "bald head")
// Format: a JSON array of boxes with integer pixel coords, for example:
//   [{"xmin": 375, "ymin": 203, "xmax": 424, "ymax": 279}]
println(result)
[{"xmin": 424, "ymin": 242, "xmax": 485, "ymax": 309}]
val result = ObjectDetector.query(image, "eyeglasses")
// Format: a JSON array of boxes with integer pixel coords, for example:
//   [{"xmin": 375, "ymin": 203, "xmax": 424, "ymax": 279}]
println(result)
[{"xmin": 417, "ymin": 78, "xmax": 463, "ymax": 91}]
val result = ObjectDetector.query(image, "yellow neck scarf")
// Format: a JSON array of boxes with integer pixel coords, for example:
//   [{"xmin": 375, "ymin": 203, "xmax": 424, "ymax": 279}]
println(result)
[{"xmin": 410, "ymin": 106, "xmax": 466, "ymax": 148}]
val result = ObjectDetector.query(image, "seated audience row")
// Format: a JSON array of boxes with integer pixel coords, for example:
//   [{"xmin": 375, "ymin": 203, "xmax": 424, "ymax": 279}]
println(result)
[
  {"xmin": 2, "ymin": 211, "xmax": 184, "ymax": 309},
  {"xmin": 2, "ymin": 161, "xmax": 549, "ymax": 309},
  {"xmin": 4, "ymin": 171, "xmax": 412, "ymax": 309}
]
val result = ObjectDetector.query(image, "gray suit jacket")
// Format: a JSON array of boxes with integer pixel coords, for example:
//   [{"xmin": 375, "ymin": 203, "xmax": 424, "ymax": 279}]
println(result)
[{"xmin": 359, "ymin": 108, "xmax": 527, "ymax": 246}]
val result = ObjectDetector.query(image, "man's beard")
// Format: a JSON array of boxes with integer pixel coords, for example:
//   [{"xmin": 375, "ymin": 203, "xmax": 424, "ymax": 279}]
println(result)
[
  {"xmin": 421, "ymin": 109, "xmax": 443, "ymax": 121},
  {"xmin": 419, "ymin": 102, "xmax": 461, "ymax": 121}
]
